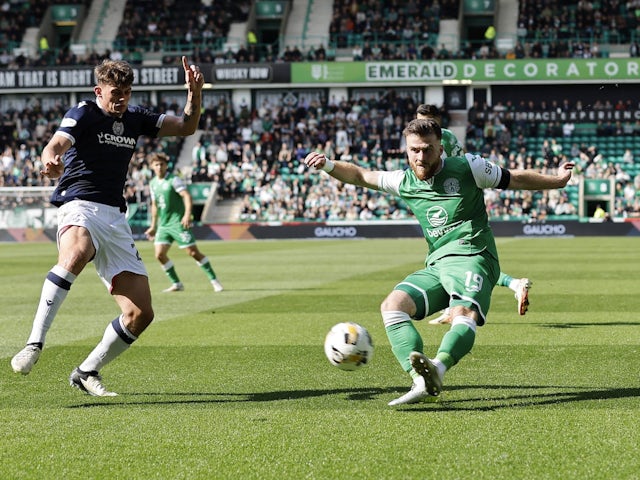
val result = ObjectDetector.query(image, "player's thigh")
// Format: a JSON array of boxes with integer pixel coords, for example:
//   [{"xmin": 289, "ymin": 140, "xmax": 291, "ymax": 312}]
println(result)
[
  {"xmin": 57, "ymin": 225, "xmax": 96, "ymax": 274},
  {"xmin": 394, "ymin": 268, "xmax": 449, "ymax": 320},
  {"xmin": 439, "ymin": 253, "xmax": 499, "ymax": 325},
  {"xmin": 92, "ymin": 214, "xmax": 148, "ymax": 290},
  {"xmin": 154, "ymin": 226, "xmax": 176, "ymax": 246}
]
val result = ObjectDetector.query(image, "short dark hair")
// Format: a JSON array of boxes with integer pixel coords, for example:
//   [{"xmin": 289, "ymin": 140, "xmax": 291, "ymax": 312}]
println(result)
[
  {"xmin": 415, "ymin": 104, "xmax": 442, "ymax": 121},
  {"xmin": 403, "ymin": 118, "xmax": 442, "ymax": 140}
]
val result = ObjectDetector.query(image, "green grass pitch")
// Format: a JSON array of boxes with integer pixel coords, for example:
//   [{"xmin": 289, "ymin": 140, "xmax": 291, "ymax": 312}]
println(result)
[{"xmin": 1, "ymin": 237, "xmax": 639, "ymax": 479}]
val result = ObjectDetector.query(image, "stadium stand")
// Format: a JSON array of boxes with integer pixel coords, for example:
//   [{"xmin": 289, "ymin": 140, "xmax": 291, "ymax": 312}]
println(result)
[{"xmin": 1, "ymin": 0, "xmax": 640, "ymax": 227}]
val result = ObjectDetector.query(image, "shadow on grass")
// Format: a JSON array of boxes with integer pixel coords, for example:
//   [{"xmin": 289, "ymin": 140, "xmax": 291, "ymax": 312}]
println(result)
[
  {"xmin": 539, "ymin": 322, "xmax": 640, "ymax": 328},
  {"xmin": 66, "ymin": 385, "xmax": 640, "ymax": 411}
]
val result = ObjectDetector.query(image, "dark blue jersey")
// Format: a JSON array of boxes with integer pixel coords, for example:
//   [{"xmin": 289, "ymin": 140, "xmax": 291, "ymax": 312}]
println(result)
[{"xmin": 51, "ymin": 100, "xmax": 164, "ymax": 210}]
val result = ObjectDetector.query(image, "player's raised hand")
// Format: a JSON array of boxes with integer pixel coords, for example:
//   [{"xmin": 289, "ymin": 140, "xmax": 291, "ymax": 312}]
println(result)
[
  {"xmin": 182, "ymin": 56, "xmax": 204, "ymax": 92},
  {"xmin": 557, "ymin": 161, "xmax": 575, "ymax": 186},
  {"xmin": 40, "ymin": 154, "xmax": 64, "ymax": 179}
]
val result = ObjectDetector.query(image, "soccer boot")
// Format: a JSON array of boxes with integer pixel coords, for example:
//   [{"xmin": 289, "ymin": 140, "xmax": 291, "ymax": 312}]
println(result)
[
  {"xmin": 410, "ymin": 351, "xmax": 443, "ymax": 397},
  {"xmin": 515, "ymin": 278, "xmax": 532, "ymax": 315},
  {"xmin": 428, "ymin": 308, "xmax": 452, "ymax": 325},
  {"xmin": 388, "ymin": 376, "xmax": 429, "ymax": 406},
  {"xmin": 162, "ymin": 282, "xmax": 184, "ymax": 293},
  {"xmin": 11, "ymin": 344, "xmax": 42, "ymax": 375},
  {"xmin": 69, "ymin": 368, "xmax": 118, "ymax": 397},
  {"xmin": 211, "ymin": 279, "xmax": 224, "ymax": 292}
]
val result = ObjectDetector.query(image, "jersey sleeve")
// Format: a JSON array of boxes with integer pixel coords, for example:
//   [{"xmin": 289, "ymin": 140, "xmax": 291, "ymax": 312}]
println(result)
[
  {"xmin": 55, "ymin": 101, "xmax": 90, "ymax": 145},
  {"xmin": 465, "ymin": 153, "xmax": 504, "ymax": 189},
  {"xmin": 377, "ymin": 170, "xmax": 405, "ymax": 195},
  {"xmin": 129, "ymin": 105, "xmax": 164, "ymax": 137},
  {"xmin": 171, "ymin": 176, "xmax": 187, "ymax": 193}
]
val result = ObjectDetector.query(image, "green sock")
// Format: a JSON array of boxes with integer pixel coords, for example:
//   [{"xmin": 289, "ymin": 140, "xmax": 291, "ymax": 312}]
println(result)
[
  {"xmin": 435, "ymin": 323, "xmax": 476, "ymax": 369},
  {"xmin": 385, "ymin": 321, "xmax": 423, "ymax": 373},
  {"xmin": 497, "ymin": 272, "xmax": 513, "ymax": 288},
  {"xmin": 198, "ymin": 257, "xmax": 217, "ymax": 281},
  {"xmin": 162, "ymin": 261, "xmax": 181, "ymax": 284}
]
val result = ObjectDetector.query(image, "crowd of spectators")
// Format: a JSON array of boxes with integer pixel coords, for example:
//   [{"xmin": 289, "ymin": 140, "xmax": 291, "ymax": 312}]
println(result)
[
  {"xmin": 3, "ymin": 0, "xmax": 640, "ymax": 69},
  {"xmin": 518, "ymin": 0, "xmax": 640, "ymax": 46},
  {"xmin": 2, "ymin": 1, "xmax": 640, "ymax": 223},
  {"xmin": 2, "ymin": 90, "xmax": 640, "ymax": 223},
  {"xmin": 177, "ymin": 93, "xmax": 640, "ymax": 222},
  {"xmin": 330, "ymin": 0, "xmax": 456, "ymax": 51}
]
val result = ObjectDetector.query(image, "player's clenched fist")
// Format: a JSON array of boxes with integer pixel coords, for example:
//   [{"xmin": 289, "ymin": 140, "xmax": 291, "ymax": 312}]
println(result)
[
  {"xmin": 40, "ymin": 154, "xmax": 64, "ymax": 179},
  {"xmin": 303, "ymin": 152, "xmax": 329, "ymax": 170}
]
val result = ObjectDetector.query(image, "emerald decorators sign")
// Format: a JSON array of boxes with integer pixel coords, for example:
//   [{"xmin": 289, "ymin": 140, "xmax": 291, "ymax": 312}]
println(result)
[{"xmin": 291, "ymin": 59, "xmax": 640, "ymax": 84}]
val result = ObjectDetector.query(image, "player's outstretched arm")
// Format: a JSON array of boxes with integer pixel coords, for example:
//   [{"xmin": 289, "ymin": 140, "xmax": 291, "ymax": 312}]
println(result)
[
  {"xmin": 159, "ymin": 56, "xmax": 204, "ymax": 137},
  {"xmin": 40, "ymin": 134, "xmax": 71, "ymax": 179},
  {"xmin": 507, "ymin": 161, "xmax": 575, "ymax": 190},
  {"xmin": 303, "ymin": 152, "xmax": 381, "ymax": 189}
]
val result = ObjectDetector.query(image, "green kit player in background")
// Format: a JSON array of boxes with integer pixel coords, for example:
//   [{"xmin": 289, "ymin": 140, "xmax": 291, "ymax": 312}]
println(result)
[
  {"xmin": 416, "ymin": 104, "xmax": 531, "ymax": 324},
  {"xmin": 303, "ymin": 118, "xmax": 574, "ymax": 406},
  {"xmin": 145, "ymin": 152, "xmax": 223, "ymax": 293}
]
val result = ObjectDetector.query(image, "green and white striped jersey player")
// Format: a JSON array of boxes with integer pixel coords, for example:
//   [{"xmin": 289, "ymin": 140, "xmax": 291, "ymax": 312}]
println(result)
[
  {"xmin": 303, "ymin": 118, "xmax": 574, "ymax": 405},
  {"xmin": 145, "ymin": 152, "xmax": 223, "ymax": 293},
  {"xmin": 416, "ymin": 103, "xmax": 531, "ymax": 324}
]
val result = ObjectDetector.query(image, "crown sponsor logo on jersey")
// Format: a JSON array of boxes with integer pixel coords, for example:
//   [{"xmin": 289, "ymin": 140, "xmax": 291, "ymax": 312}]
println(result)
[
  {"xmin": 426, "ymin": 206, "xmax": 448, "ymax": 228},
  {"xmin": 112, "ymin": 121, "xmax": 124, "ymax": 136},
  {"xmin": 443, "ymin": 178, "xmax": 460, "ymax": 194},
  {"xmin": 97, "ymin": 131, "xmax": 136, "ymax": 148}
]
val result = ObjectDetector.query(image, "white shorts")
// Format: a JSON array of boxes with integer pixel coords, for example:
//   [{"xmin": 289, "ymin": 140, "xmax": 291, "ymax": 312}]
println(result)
[{"xmin": 57, "ymin": 200, "xmax": 148, "ymax": 290}]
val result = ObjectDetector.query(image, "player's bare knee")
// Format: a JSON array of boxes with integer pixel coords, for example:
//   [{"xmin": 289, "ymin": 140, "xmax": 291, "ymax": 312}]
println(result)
[
  {"xmin": 380, "ymin": 290, "xmax": 415, "ymax": 315},
  {"xmin": 122, "ymin": 307, "xmax": 154, "ymax": 335}
]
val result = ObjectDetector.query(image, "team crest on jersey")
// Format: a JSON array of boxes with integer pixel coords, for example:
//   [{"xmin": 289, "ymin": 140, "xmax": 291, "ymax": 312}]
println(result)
[
  {"xmin": 112, "ymin": 121, "xmax": 124, "ymax": 136},
  {"xmin": 443, "ymin": 177, "xmax": 460, "ymax": 194},
  {"xmin": 426, "ymin": 206, "xmax": 448, "ymax": 227}
]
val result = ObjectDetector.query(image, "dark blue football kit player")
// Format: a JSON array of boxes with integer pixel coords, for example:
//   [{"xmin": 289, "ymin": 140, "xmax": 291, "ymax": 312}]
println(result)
[{"xmin": 11, "ymin": 57, "xmax": 204, "ymax": 396}]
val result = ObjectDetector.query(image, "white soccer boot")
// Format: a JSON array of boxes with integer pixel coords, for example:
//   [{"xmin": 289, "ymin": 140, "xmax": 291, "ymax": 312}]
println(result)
[
  {"xmin": 515, "ymin": 278, "xmax": 532, "ymax": 315},
  {"xmin": 388, "ymin": 376, "xmax": 429, "ymax": 406},
  {"xmin": 211, "ymin": 279, "xmax": 224, "ymax": 292},
  {"xmin": 69, "ymin": 368, "xmax": 118, "ymax": 397},
  {"xmin": 11, "ymin": 344, "xmax": 42, "ymax": 375},
  {"xmin": 162, "ymin": 282, "xmax": 184, "ymax": 293},
  {"xmin": 428, "ymin": 308, "xmax": 452, "ymax": 325},
  {"xmin": 410, "ymin": 351, "xmax": 443, "ymax": 397}
]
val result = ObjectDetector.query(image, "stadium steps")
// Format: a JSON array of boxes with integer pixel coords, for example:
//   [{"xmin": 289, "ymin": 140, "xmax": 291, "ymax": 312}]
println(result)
[
  {"xmin": 175, "ymin": 130, "xmax": 203, "ymax": 177},
  {"xmin": 495, "ymin": 0, "xmax": 519, "ymax": 53},
  {"xmin": 438, "ymin": 19, "xmax": 460, "ymax": 52},
  {"xmin": 283, "ymin": 0, "xmax": 334, "ymax": 52},
  {"xmin": 283, "ymin": 0, "xmax": 310, "ymax": 49},
  {"xmin": 302, "ymin": 0, "xmax": 333, "ymax": 49},
  {"xmin": 19, "ymin": 27, "xmax": 39, "ymax": 57},
  {"xmin": 78, "ymin": 0, "xmax": 127, "ymax": 54},
  {"xmin": 202, "ymin": 197, "xmax": 244, "ymax": 224}
]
